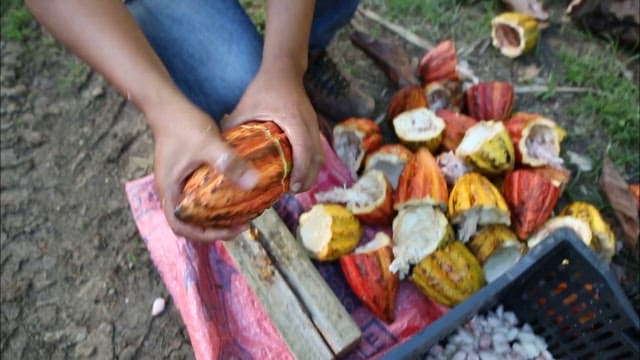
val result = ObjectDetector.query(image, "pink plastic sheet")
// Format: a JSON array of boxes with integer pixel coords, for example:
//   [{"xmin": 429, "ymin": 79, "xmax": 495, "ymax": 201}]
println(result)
[{"xmin": 125, "ymin": 136, "xmax": 447, "ymax": 359}]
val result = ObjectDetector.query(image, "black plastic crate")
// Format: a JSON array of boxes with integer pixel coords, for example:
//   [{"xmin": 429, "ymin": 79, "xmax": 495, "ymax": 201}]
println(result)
[{"xmin": 382, "ymin": 228, "xmax": 640, "ymax": 359}]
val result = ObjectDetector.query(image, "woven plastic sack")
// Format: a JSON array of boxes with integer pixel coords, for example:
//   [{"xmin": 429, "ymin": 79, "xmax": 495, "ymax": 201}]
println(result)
[{"xmin": 125, "ymin": 136, "xmax": 447, "ymax": 359}]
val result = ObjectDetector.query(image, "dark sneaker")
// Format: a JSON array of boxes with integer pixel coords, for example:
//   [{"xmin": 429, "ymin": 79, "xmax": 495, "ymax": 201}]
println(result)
[{"xmin": 304, "ymin": 51, "xmax": 375, "ymax": 123}]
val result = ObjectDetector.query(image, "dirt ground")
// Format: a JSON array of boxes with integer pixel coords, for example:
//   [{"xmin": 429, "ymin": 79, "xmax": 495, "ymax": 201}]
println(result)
[{"xmin": 1, "ymin": 2, "xmax": 638, "ymax": 360}]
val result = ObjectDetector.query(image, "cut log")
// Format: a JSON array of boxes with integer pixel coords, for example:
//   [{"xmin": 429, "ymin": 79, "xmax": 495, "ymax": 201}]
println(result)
[
  {"xmin": 223, "ymin": 232, "xmax": 335, "ymax": 359},
  {"xmin": 252, "ymin": 208, "xmax": 362, "ymax": 356}
]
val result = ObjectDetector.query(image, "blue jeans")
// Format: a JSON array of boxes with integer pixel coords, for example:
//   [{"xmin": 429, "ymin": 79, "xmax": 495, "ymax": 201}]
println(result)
[{"xmin": 126, "ymin": 0, "xmax": 359, "ymax": 120}]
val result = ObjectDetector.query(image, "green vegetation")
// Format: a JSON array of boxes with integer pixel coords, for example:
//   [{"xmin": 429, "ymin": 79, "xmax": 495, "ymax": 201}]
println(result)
[
  {"xmin": 1, "ymin": 0, "xmax": 35, "ymax": 41},
  {"xmin": 239, "ymin": 0, "xmax": 266, "ymax": 34},
  {"xmin": 558, "ymin": 47, "xmax": 639, "ymax": 180},
  {"xmin": 378, "ymin": 0, "xmax": 499, "ymax": 43}
]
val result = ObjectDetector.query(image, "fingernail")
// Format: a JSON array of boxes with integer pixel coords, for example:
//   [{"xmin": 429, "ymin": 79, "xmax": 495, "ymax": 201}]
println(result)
[
  {"xmin": 238, "ymin": 168, "xmax": 259, "ymax": 189},
  {"xmin": 290, "ymin": 182, "xmax": 301, "ymax": 193}
]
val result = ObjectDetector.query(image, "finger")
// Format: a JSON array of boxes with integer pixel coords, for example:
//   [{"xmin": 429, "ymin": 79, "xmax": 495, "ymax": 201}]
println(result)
[
  {"xmin": 207, "ymin": 141, "xmax": 259, "ymax": 190},
  {"xmin": 289, "ymin": 123, "xmax": 323, "ymax": 193},
  {"xmin": 173, "ymin": 220, "xmax": 246, "ymax": 242}
]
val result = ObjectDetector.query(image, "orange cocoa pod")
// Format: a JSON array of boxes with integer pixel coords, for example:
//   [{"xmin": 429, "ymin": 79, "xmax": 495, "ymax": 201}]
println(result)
[
  {"xmin": 503, "ymin": 168, "xmax": 562, "ymax": 240},
  {"xmin": 364, "ymin": 144, "xmax": 414, "ymax": 191},
  {"xmin": 395, "ymin": 147, "xmax": 448, "ymax": 210},
  {"xmin": 505, "ymin": 112, "xmax": 565, "ymax": 167},
  {"xmin": 418, "ymin": 40, "xmax": 460, "ymax": 84},
  {"xmin": 340, "ymin": 232, "xmax": 399, "ymax": 323},
  {"xmin": 436, "ymin": 109, "xmax": 478, "ymax": 151},
  {"xmin": 464, "ymin": 81, "xmax": 514, "ymax": 121},
  {"xmin": 175, "ymin": 121, "xmax": 292, "ymax": 228},
  {"xmin": 425, "ymin": 81, "xmax": 462, "ymax": 113},
  {"xmin": 333, "ymin": 117, "xmax": 383, "ymax": 177},
  {"xmin": 386, "ymin": 85, "xmax": 428, "ymax": 123}
]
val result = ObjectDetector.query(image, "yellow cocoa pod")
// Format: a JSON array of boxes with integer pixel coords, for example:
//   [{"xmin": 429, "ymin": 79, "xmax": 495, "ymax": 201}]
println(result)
[
  {"xmin": 448, "ymin": 172, "xmax": 511, "ymax": 242},
  {"xmin": 491, "ymin": 12, "xmax": 539, "ymax": 58},
  {"xmin": 411, "ymin": 241, "xmax": 485, "ymax": 307},
  {"xmin": 456, "ymin": 120, "xmax": 515, "ymax": 176},
  {"xmin": 298, "ymin": 204, "xmax": 362, "ymax": 261},
  {"xmin": 560, "ymin": 201, "xmax": 616, "ymax": 262},
  {"xmin": 468, "ymin": 225, "xmax": 525, "ymax": 282}
]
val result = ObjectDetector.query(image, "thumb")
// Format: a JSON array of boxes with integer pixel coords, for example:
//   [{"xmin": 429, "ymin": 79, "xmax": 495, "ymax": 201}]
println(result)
[{"xmin": 206, "ymin": 139, "xmax": 260, "ymax": 190}]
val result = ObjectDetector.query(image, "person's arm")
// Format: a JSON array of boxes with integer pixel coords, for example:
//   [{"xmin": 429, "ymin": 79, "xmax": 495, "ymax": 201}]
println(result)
[
  {"xmin": 224, "ymin": 0, "xmax": 324, "ymax": 193},
  {"xmin": 26, "ymin": 0, "xmax": 258, "ymax": 242}
]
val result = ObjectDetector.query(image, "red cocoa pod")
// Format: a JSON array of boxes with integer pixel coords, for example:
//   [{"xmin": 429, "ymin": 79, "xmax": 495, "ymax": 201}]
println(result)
[
  {"xmin": 175, "ymin": 121, "xmax": 292, "ymax": 228},
  {"xmin": 464, "ymin": 81, "xmax": 514, "ymax": 121},
  {"xmin": 340, "ymin": 232, "xmax": 399, "ymax": 323},
  {"xmin": 386, "ymin": 85, "xmax": 428, "ymax": 123},
  {"xmin": 418, "ymin": 40, "xmax": 460, "ymax": 84},
  {"xmin": 395, "ymin": 147, "xmax": 449, "ymax": 210},
  {"xmin": 436, "ymin": 109, "xmax": 478, "ymax": 151},
  {"xmin": 503, "ymin": 168, "xmax": 562, "ymax": 240}
]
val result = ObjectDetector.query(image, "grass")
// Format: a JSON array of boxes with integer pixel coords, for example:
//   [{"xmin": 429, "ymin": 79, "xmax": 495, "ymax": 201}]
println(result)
[
  {"xmin": 558, "ymin": 46, "xmax": 640, "ymax": 181},
  {"xmin": 1, "ymin": 0, "xmax": 35, "ymax": 41}
]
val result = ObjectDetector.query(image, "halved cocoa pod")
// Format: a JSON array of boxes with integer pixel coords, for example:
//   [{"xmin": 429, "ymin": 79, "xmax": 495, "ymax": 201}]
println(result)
[
  {"xmin": 505, "ymin": 112, "xmax": 565, "ymax": 167},
  {"xmin": 528, "ymin": 215, "xmax": 592, "ymax": 249},
  {"xmin": 425, "ymin": 81, "xmax": 461, "ymax": 113},
  {"xmin": 392, "ymin": 108, "xmax": 445, "ymax": 152},
  {"xmin": 503, "ymin": 168, "xmax": 562, "ymax": 240},
  {"xmin": 340, "ymin": 232, "xmax": 399, "ymax": 323},
  {"xmin": 333, "ymin": 117, "xmax": 383, "ymax": 178},
  {"xmin": 560, "ymin": 201, "xmax": 616, "ymax": 262},
  {"xmin": 176, "ymin": 121, "xmax": 292, "ymax": 228},
  {"xmin": 364, "ymin": 144, "xmax": 414, "ymax": 190},
  {"xmin": 448, "ymin": 172, "xmax": 511, "ymax": 243},
  {"xmin": 298, "ymin": 204, "xmax": 362, "ymax": 261},
  {"xmin": 455, "ymin": 120, "xmax": 515, "ymax": 176},
  {"xmin": 464, "ymin": 81, "xmax": 514, "ymax": 121},
  {"xmin": 418, "ymin": 40, "xmax": 460, "ymax": 84},
  {"xmin": 314, "ymin": 169, "xmax": 394, "ymax": 226},
  {"xmin": 436, "ymin": 151, "xmax": 472, "ymax": 187},
  {"xmin": 386, "ymin": 85, "xmax": 428, "ymax": 123},
  {"xmin": 468, "ymin": 225, "xmax": 525, "ymax": 282},
  {"xmin": 395, "ymin": 147, "xmax": 448, "ymax": 211},
  {"xmin": 437, "ymin": 109, "xmax": 478, "ymax": 152},
  {"xmin": 411, "ymin": 241, "xmax": 485, "ymax": 307},
  {"xmin": 390, "ymin": 205, "xmax": 453, "ymax": 279},
  {"xmin": 491, "ymin": 12, "xmax": 539, "ymax": 58}
]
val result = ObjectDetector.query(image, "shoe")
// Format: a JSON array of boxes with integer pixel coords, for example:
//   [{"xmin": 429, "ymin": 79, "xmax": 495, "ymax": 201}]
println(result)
[{"xmin": 304, "ymin": 51, "xmax": 375, "ymax": 123}]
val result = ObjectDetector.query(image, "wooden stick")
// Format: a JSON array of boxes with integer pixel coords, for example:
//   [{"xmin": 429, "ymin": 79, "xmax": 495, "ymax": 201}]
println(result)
[
  {"xmin": 223, "ymin": 231, "xmax": 334, "ymax": 359},
  {"xmin": 355, "ymin": 7, "xmax": 433, "ymax": 51},
  {"xmin": 252, "ymin": 209, "xmax": 362, "ymax": 357},
  {"xmin": 514, "ymin": 85, "xmax": 598, "ymax": 94}
]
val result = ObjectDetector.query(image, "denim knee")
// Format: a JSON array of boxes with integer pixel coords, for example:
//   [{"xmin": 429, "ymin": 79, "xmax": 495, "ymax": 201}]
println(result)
[
  {"xmin": 310, "ymin": 0, "xmax": 360, "ymax": 51},
  {"xmin": 126, "ymin": 0, "xmax": 262, "ymax": 121}
]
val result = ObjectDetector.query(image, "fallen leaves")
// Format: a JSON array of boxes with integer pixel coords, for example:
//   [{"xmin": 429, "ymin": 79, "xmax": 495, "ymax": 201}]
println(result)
[{"xmin": 598, "ymin": 156, "xmax": 639, "ymax": 255}]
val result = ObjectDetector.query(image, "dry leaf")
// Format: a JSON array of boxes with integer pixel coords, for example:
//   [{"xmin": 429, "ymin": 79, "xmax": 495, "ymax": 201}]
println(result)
[
  {"xmin": 516, "ymin": 64, "xmax": 541, "ymax": 82},
  {"xmin": 598, "ymin": 156, "xmax": 639, "ymax": 254},
  {"xmin": 502, "ymin": 0, "xmax": 549, "ymax": 21}
]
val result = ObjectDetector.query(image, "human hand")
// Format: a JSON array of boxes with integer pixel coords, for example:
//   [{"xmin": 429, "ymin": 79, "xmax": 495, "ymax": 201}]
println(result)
[
  {"xmin": 148, "ymin": 98, "xmax": 260, "ymax": 242},
  {"xmin": 223, "ymin": 65, "xmax": 324, "ymax": 193}
]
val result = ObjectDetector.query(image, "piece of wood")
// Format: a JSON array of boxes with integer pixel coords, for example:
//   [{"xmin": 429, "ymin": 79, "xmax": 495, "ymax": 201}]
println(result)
[
  {"xmin": 350, "ymin": 30, "xmax": 420, "ymax": 89},
  {"xmin": 252, "ymin": 208, "xmax": 362, "ymax": 357},
  {"xmin": 514, "ymin": 85, "xmax": 598, "ymax": 94},
  {"xmin": 223, "ymin": 232, "xmax": 334, "ymax": 359},
  {"xmin": 356, "ymin": 7, "xmax": 433, "ymax": 51}
]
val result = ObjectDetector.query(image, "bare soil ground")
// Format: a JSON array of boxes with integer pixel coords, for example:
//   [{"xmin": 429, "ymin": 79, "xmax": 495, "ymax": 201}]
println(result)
[{"xmin": 1, "ymin": 2, "xmax": 638, "ymax": 359}]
